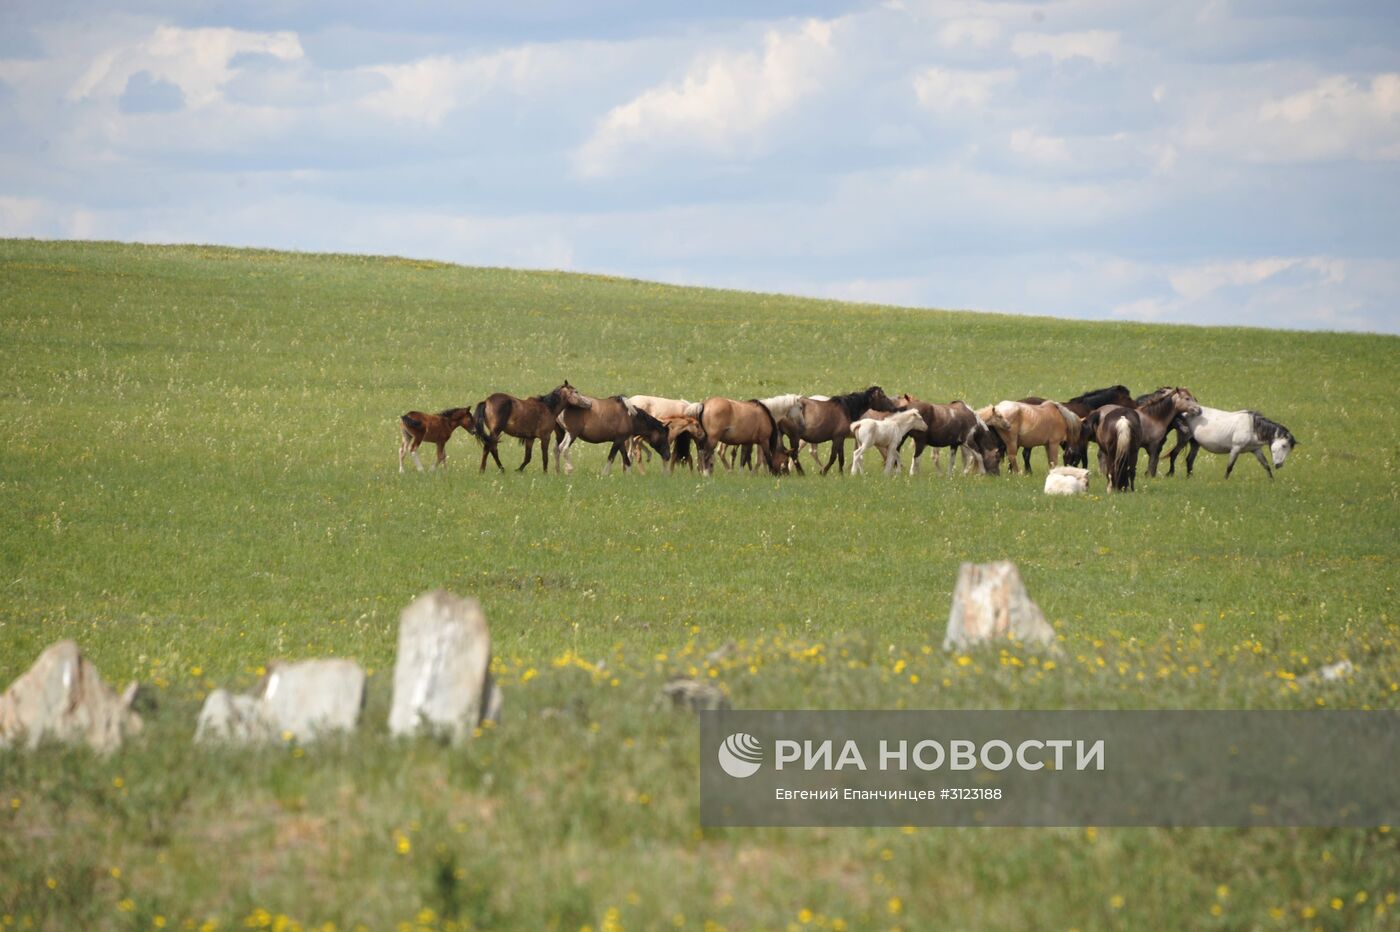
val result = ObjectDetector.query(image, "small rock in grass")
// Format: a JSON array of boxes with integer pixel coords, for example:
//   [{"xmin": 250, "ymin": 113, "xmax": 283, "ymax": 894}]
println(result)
[
  {"xmin": 943, "ymin": 561, "xmax": 1058, "ymax": 651},
  {"xmin": 195, "ymin": 659, "xmax": 365, "ymax": 744},
  {"xmin": 389, "ymin": 589, "xmax": 498, "ymax": 742},
  {"xmin": 658, "ymin": 677, "xmax": 730, "ymax": 712},
  {"xmin": 0, "ymin": 640, "xmax": 142, "ymax": 753}
]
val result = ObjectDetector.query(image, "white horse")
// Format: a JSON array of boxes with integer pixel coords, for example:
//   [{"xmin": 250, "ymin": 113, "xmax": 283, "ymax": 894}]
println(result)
[
  {"xmin": 1165, "ymin": 406, "xmax": 1298, "ymax": 478},
  {"xmin": 849, "ymin": 409, "xmax": 928, "ymax": 476}
]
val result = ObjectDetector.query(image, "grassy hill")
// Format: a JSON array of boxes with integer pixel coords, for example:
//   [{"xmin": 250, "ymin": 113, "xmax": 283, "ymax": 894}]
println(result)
[{"xmin": 2, "ymin": 239, "xmax": 1398, "ymax": 929}]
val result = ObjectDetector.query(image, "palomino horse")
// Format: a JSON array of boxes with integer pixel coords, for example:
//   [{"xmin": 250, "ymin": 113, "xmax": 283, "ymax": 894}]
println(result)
[
  {"xmin": 1129, "ymin": 387, "xmax": 1202, "ymax": 476},
  {"xmin": 1087, "ymin": 405, "xmax": 1142, "ymax": 492},
  {"xmin": 893, "ymin": 395, "xmax": 1003, "ymax": 476},
  {"xmin": 398, "ymin": 407, "xmax": 476, "ymax": 472},
  {"xmin": 1165, "ymin": 407, "xmax": 1298, "ymax": 478},
  {"xmin": 557, "ymin": 395, "xmax": 672, "ymax": 475},
  {"xmin": 795, "ymin": 387, "xmax": 898, "ymax": 475},
  {"xmin": 978, "ymin": 401, "xmax": 1082, "ymax": 474},
  {"xmin": 690, "ymin": 398, "xmax": 789, "ymax": 476},
  {"xmin": 473, "ymin": 381, "xmax": 591, "ymax": 473},
  {"xmin": 1014, "ymin": 385, "xmax": 1135, "ymax": 472}
]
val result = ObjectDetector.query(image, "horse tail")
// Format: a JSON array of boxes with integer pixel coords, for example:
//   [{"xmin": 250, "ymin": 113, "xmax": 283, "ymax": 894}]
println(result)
[
  {"xmin": 401, "ymin": 413, "xmax": 423, "ymax": 433},
  {"xmin": 1053, "ymin": 402, "xmax": 1082, "ymax": 442},
  {"xmin": 471, "ymin": 401, "xmax": 490, "ymax": 441},
  {"xmin": 1111, "ymin": 417, "xmax": 1133, "ymax": 490},
  {"xmin": 748, "ymin": 398, "xmax": 783, "ymax": 471}
]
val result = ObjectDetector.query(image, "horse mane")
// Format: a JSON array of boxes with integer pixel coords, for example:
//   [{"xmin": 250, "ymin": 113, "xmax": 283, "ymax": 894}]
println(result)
[
  {"xmin": 437, "ymin": 407, "xmax": 470, "ymax": 419},
  {"xmin": 1070, "ymin": 385, "xmax": 1132, "ymax": 408},
  {"xmin": 1134, "ymin": 387, "xmax": 1177, "ymax": 420},
  {"xmin": 827, "ymin": 387, "xmax": 881, "ymax": 419},
  {"xmin": 1249, "ymin": 412, "xmax": 1296, "ymax": 445},
  {"xmin": 535, "ymin": 387, "xmax": 562, "ymax": 407},
  {"xmin": 632, "ymin": 406, "xmax": 664, "ymax": 432},
  {"xmin": 746, "ymin": 398, "xmax": 783, "ymax": 465}
]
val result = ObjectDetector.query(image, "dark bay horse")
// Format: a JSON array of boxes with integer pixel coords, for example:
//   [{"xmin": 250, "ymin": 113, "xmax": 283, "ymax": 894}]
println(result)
[
  {"xmin": 796, "ymin": 387, "xmax": 897, "ymax": 475},
  {"xmin": 894, "ymin": 395, "xmax": 1003, "ymax": 475},
  {"xmin": 473, "ymin": 381, "xmax": 591, "ymax": 473},
  {"xmin": 1131, "ymin": 387, "xmax": 1202, "ymax": 476},
  {"xmin": 557, "ymin": 395, "xmax": 672, "ymax": 475},
  {"xmin": 1087, "ymin": 405, "xmax": 1143, "ymax": 492},
  {"xmin": 691, "ymin": 398, "xmax": 788, "ymax": 476},
  {"xmin": 398, "ymin": 407, "xmax": 476, "ymax": 472}
]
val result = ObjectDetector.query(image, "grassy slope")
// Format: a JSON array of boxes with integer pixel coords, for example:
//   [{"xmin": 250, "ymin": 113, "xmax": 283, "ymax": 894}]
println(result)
[{"xmin": 1, "ymin": 239, "xmax": 1398, "ymax": 930}]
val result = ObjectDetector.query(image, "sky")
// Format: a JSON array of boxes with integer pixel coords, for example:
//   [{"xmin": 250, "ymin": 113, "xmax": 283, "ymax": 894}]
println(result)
[{"xmin": 1, "ymin": 1, "xmax": 1398, "ymax": 333}]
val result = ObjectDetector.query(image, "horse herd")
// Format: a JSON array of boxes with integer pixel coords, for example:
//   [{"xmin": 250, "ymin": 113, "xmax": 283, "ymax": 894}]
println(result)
[{"xmin": 397, "ymin": 382, "xmax": 1298, "ymax": 492}]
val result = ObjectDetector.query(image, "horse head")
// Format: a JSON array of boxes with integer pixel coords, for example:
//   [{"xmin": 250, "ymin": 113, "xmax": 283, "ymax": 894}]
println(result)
[
  {"xmin": 632, "ymin": 409, "xmax": 671, "ymax": 461},
  {"xmin": 865, "ymin": 386, "xmax": 898, "ymax": 413},
  {"xmin": 557, "ymin": 381, "xmax": 592, "ymax": 409},
  {"xmin": 1172, "ymin": 387, "xmax": 1203, "ymax": 418}
]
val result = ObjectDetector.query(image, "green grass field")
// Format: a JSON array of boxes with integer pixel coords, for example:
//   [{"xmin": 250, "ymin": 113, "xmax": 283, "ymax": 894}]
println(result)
[{"xmin": 2, "ymin": 238, "xmax": 1399, "ymax": 930}]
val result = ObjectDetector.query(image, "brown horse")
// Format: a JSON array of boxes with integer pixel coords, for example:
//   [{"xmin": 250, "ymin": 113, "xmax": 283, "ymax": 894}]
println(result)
[
  {"xmin": 473, "ymin": 381, "xmax": 591, "ymax": 473},
  {"xmin": 398, "ymin": 407, "xmax": 476, "ymax": 472},
  {"xmin": 1014, "ymin": 385, "xmax": 1135, "ymax": 472},
  {"xmin": 692, "ymin": 398, "xmax": 788, "ymax": 476},
  {"xmin": 978, "ymin": 400, "xmax": 1082, "ymax": 474},
  {"xmin": 556, "ymin": 395, "xmax": 672, "ymax": 475},
  {"xmin": 1087, "ymin": 405, "xmax": 1143, "ymax": 492},
  {"xmin": 1131, "ymin": 387, "xmax": 1202, "ymax": 476},
  {"xmin": 894, "ymin": 395, "xmax": 1003, "ymax": 475},
  {"xmin": 795, "ymin": 387, "xmax": 897, "ymax": 475},
  {"xmin": 659, "ymin": 415, "xmax": 706, "ymax": 472}
]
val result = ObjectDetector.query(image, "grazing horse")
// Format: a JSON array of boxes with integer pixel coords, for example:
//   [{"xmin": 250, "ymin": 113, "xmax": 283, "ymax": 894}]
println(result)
[
  {"xmin": 1130, "ymin": 387, "xmax": 1202, "ymax": 476},
  {"xmin": 473, "ymin": 381, "xmax": 591, "ymax": 473},
  {"xmin": 850, "ymin": 409, "xmax": 928, "ymax": 476},
  {"xmin": 557, "ymin": 395, "xmax": 672, "ymax": 475},
  {"xmin": 691, "ymin": 398, "xmax": 789, "ymax": 476},
  {"xmin": 624, "ymin": 395, "xmax": 695, "ymax": 469},
  {"xmin": 796, "ymin": 387, "xmax": 898, "ymax": 475},
  {"xmin": 1165, "ymin": 407, "xmax": 1298, "ymax": 478},
  {"xmin": 398, "ymin": 407, "xmax": 476, "ymax": 473},
  {"xmin": 893, "ymin": 395, "xmax": 1002, "ymax": 475},
  {"xmin": 1087, "ymin": 405, "xmax": 1142, "ymax": 492},
  {"xmin": 977, "ymin": 401, "xmax": 1082, "ymax": 474}
]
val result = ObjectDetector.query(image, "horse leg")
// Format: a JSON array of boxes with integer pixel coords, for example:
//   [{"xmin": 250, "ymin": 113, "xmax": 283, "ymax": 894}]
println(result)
[
  {"xmin": 435, "ymin": 441, "xmax": 448, "ymax": 470},
  {"xmin": 410, "ymin": 440, "xmax": 425, "ymax": 473},
  {"xmin": 1252, "ymin": 447, "xmax": 1274, "ymax": 479},
  {"xmin": 850, "ymin": 439, "xmax": 868, "ymax": 475},
  {"xmin": 557, "ymin": 431, "xmax": 576, "ymax": 475},
  {"xmin": 885, "ymin": 443, "xmax": 901, "ymax": 476},
  {"xmin": 1224, "ymin": 447, "xmax": 1241, "ymax": 479},
  {"xmin": 1005, "ymin": 439, "xmax": 1020, "ymax": 475},
  {"xmin": 398, "ymin": 430, "xmax": 409, "ymax": 473},
  {"xmin": 1165, "ymin": 433, "xmax": 1189, "ymax": 477},
  {"xmin": 1145, "ymin": 440, "xmax": 1161, "ymax": 478},
  {"xmin": 1020, "ymin": 446, "xmax": 1033, "ymax": 475},
  {"xmin": 518, "ymin": 438, "xmax": 534, "ymax": 472},
  {"xmin": 1046, "ymin": 441, "xmax": 1059, "ymax": 469}
]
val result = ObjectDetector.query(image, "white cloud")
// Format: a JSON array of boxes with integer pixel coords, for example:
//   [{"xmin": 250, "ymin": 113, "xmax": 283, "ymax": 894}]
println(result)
[
  {"xmin": 66, "ymin": 25, "xmax": 302, "ymax": 109},
  {"xmin": 1168, "ymin": 257, "xmax": 1301, "ymax": 300},
  {"xmin": 574, "ymin": 19, "xmax": 837, "ymax": 177},
  {"xmin": 1181, "ymin": 72, "xmax": 1400, "ymax": 163},
  {"xmin": 1009, "ymin": 128, "xmax": 1070, "ymax": 162},
  {"xmin": 937, "ymin": 17, "xmax": 1002, "ymax": 50},
  {"xmin": 912, "ymin": 66, "xmax": 1015, "ymax": 111},
  {"xmin": 1011, "ymin": 30, "xmax": 1121, "ymax": 65}
]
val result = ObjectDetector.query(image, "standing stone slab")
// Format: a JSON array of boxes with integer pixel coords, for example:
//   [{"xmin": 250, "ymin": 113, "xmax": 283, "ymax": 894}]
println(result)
[
  {"xmin": 0, "ymin": 640, "xmax": 142, "ymax": 753},
  {"xmin": 389, "ymin": 590, "xmax": 497, "ymax": 742},
  {"xmin": 194, "ymin": 659, "xmax": 365, "ymax": 744},
  {"xmin": 943, "ymin": 561, "xmax": 1058, "ymax": 651}
]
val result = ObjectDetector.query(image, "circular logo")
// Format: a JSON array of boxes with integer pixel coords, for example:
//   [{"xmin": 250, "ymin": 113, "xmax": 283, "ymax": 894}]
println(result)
[{"xmin": 718, "ymin": 732, "xmax": 763, "ymax": 778}]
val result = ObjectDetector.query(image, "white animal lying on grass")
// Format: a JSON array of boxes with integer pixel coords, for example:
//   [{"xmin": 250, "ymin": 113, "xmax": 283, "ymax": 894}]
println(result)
[
  {"xmin": 850, "ymin": 409, "xmax": 928, "ymax": 476},
  {"xmin": 1043, "ymin": 465, "xmax": 1090, "ymax": 495}
]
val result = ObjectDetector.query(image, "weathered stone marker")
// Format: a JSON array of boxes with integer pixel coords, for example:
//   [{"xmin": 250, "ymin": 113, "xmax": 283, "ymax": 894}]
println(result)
[
  {"xmin": 943, "ymin": 561, "xmax": 1058, "ymax": 651},
  {"xmin": 194, "ymin": 658, "xmax": 366, "ymax": 744},
  {"xmin": 0, "ymin": 640, "xmax": 142, "ymax": 753},
  {"xmin": 389, "ymin": 589, "xmax": 499, "ymax": 742}
]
